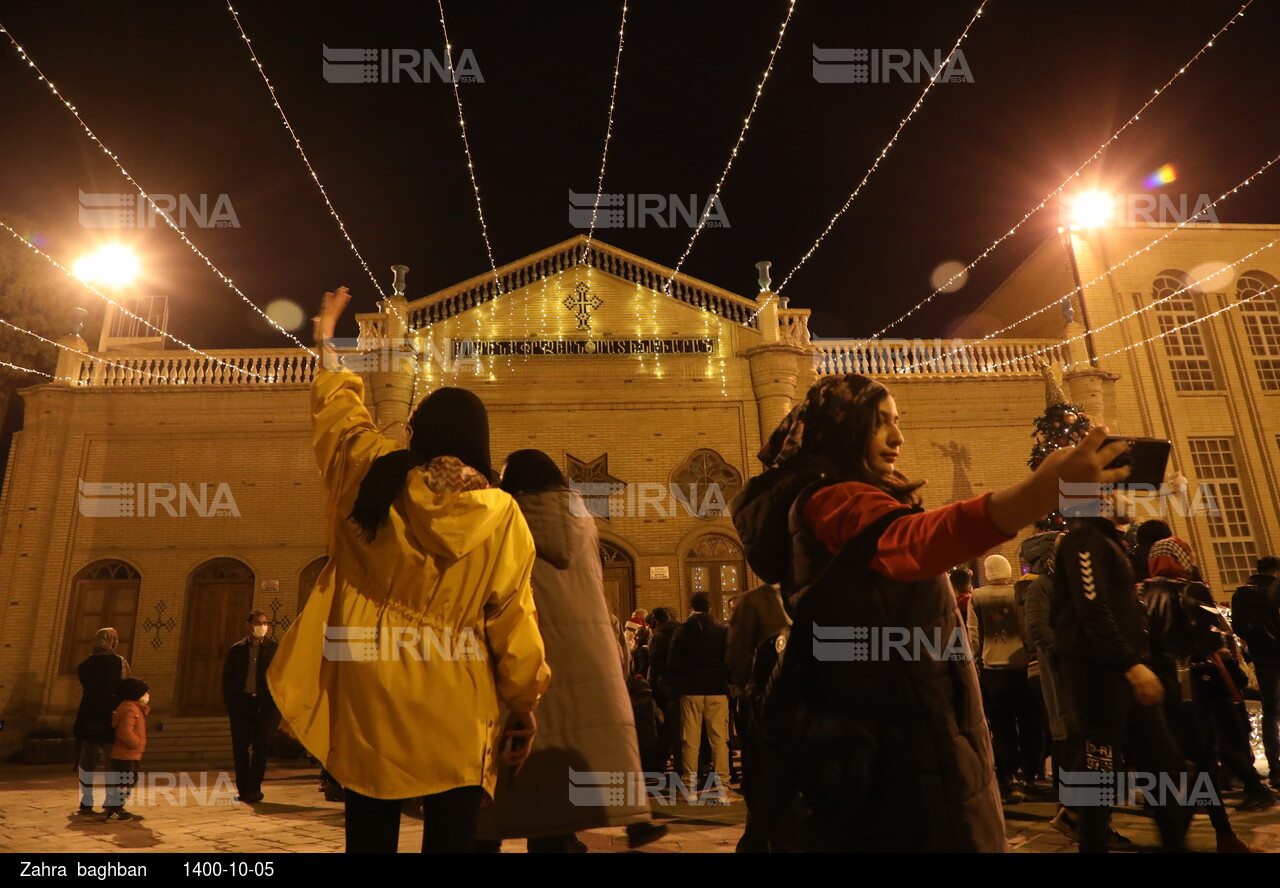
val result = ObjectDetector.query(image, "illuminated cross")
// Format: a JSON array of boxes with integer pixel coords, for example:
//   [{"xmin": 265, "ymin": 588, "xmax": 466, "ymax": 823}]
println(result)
[{"xmin": 563, "ymin": 281, "xmax": 603, "ymax": 331}]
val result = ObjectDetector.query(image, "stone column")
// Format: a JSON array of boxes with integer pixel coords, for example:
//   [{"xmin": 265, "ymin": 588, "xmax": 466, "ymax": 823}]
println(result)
[
  {"xmin": 1065, "ymin": 367, "xmax": 1116, "ymax": 427},
  {"xmin": 368, "ymin": 293, "xmax": 415, "ymax": 443},
  {"xmin": 745, "ymin": 343, "xmax": 806, "ymax": 447},
  {"xmin": 53, "ymin": 334, "xmax": 88, "ymax": 384}
]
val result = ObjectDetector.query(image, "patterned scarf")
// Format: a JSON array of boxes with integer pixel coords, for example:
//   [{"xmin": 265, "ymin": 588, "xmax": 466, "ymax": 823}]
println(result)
[
  {"xmin": 1148, "ymin": 537, "xmax": 1195, "ymax": 579},
  {"xmin": 423, "ymin": 455, "xmax": 490, "ymax": 495},
  {"xmin": 757, "ymin": 373, "xmax": 887, "ymax": 469}
]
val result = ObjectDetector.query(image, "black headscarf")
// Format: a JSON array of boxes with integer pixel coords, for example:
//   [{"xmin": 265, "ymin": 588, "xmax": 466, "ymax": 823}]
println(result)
[
  {"xmin": 349, "ymin": 387, "xmax": 494, "ymax": 541},
  {"xmin": 500, "ymin": 449, "xmax": 569, "ymax": 496}
]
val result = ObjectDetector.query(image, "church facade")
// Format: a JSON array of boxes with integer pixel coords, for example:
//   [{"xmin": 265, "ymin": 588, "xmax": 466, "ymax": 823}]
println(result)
[{"xmin": 0, "ymin": 228, "xmax": 1276, "ymax": 754}]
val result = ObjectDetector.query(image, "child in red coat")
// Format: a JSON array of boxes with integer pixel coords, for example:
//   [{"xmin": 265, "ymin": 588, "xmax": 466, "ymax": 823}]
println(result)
[{"xmin": 106, "ymin": 678, "xmax": 150, "ymax": 822}]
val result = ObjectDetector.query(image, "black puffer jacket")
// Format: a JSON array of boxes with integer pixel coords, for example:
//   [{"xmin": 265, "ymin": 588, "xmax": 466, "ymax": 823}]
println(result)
[{"xmin": 731, "ymin": 456, "xmax": 1005, "ymax": 853}]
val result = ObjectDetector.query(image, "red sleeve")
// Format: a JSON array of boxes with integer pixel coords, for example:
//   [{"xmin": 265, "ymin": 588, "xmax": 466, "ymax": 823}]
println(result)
[{"xmin": 803, "ymin": 482, "xmax": 1014, "ymax": 582}]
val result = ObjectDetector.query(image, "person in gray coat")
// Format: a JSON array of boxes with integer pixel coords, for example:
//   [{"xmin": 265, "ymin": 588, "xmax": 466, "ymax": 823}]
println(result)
[{"xmin": 476, "ymin": 450, "xmax": 666, "ymax": 852}]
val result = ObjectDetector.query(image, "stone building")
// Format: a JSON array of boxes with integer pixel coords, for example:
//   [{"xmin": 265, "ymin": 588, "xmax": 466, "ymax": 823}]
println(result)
[{"xmin": 0, "ymin": 228, "xmax": 1276, "ymax": 759}]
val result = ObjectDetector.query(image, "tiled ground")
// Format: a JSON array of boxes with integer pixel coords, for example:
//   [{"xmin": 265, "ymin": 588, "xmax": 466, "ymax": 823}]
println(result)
[{"xmin": 1, "ymin": 763, "xmax": 1278, "ymax": 853}]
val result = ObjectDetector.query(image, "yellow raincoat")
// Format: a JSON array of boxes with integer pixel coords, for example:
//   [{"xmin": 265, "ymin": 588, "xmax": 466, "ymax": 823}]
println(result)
[{"xmin": 268, "ymin": 369, "xmax": 551, "ymax": 800}]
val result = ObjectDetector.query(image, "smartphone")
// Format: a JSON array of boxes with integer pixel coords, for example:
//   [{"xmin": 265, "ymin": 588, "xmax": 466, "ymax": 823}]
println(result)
[{"xmin": 1102, "ymin": 437, "xmax": 1172, "ymax": 488}]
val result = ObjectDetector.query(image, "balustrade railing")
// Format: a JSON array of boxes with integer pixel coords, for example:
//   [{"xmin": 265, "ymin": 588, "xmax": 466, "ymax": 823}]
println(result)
[
  {"xmin": 71, "ymin": 350, "xmax": 316, "ymax": 387},
  {"xmin": 814, "ymin": 339, "xmax": 1070, "ymax": 376}
]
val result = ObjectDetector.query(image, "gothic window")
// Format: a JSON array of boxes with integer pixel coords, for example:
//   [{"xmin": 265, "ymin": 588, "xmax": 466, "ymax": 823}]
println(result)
[
  {"xmin": 670, "ymin": 450, "xmax": 743, "ymax": 519},
  {"xmin": 686, "ymin": 535, "xmax": 744, "ymax": 621}
]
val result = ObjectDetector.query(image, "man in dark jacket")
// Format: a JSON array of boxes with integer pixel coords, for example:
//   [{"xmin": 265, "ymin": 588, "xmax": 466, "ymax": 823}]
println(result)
[
  {"xmin": 1232, "ymin": 556, "xmax": 1280, "ymax": 789},
  {"xmin": 646, "ymin": 607, "xmax": 680, "ymax": 772},
  {"xmin": 1052, "ymin": 513, "xmax": 1192, "ymax": 853},
  {"xmin": 222, "ymin": 610, "xmax": 280, "ymax": 803},
  {"xmin": 667, "ymin": 593, "xmax": 732, "ymax": 800}
]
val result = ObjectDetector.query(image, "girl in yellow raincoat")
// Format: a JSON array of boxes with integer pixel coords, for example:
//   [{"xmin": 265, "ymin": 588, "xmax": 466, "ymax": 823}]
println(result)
[{"xmin": 269, "ymin": 287, "xmax": 551, "ymax": 852}]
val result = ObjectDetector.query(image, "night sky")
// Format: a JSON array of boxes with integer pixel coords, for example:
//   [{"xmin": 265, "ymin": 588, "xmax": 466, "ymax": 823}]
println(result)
[{"xmin": 2, "ymin": 0, "xmax": 1277, "ymax": 350}]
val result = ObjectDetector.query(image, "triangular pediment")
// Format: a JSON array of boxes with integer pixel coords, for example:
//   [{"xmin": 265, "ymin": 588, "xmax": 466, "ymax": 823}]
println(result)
[{"xmin": 404, "ymin": 236, "xmax": 762, "ymax": 335}]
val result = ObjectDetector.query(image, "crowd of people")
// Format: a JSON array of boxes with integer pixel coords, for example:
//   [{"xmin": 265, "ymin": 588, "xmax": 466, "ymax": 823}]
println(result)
[{"xmin": 68, "ymin": 289, "xmax": 1278, "ymax": 854}]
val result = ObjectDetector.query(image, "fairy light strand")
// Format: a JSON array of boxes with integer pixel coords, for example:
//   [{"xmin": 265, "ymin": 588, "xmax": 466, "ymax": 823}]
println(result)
[
  {"xmin": 436, "ymin": 0, "xmax": 502, "ymax": 295},
  {"xmin": 0, "ymin": 23, "xmax": 314, "ymax": 356},
  {"xmin": 1076, "ymin": 278, "xmax": 1280, "ymax": 369},
  {"xmin": 868, "ymin": 0, "xmax": 1254, "ymax": 338},
  {"xmin": 224, "ymin": 2, "xmax": 384, "ymax": 299},
  {"xmin": 583, "ymin": 1, "xmax": 628, "ymax": 257},
  {"xmin": 0, "ymin": 220, "xmax": 264, "ymax": 380},
  {"xmin": 771, "ymin": 0, "xmax": 989, "ymax": 306},
  {"xmin": 971, "ymin": 236, "xmax": 1278, "ymax": 374},
  {"xmin": 0, "ymin": 316, "xmax": 183, "ymax": 382},
  {"xmin": 903, "ymin": 149, "xmax": 1280, "ymax": 372},
  {"xmin": 663, "ymin": 0, "xmax": 798, "ymax": 296}
]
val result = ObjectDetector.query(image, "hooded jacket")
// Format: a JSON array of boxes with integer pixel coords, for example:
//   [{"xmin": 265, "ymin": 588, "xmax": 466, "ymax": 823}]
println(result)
[
  {"xmin": 477, "ymin": 488, "xmax": 649, "ymax": 838},
  {"xmin": 268, "ymin": 369, "xmax": 551, "ymax": 801},
  {"xmin": 1051, "ymin": 518, "xmax": 1147, "ymax": 672},
  {"xmin": 111, "ymin": 699, "xmax": 149, "ymax": 761},
  {"xmin": 1231, "ymin": 573, "xmax": 1280, "ymax": 666}
]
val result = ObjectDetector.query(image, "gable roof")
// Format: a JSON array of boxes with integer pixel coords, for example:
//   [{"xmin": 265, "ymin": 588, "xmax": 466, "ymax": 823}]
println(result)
[{"xmin": 404, "ymin": 236, "xmax": 762, "ymax": 330}]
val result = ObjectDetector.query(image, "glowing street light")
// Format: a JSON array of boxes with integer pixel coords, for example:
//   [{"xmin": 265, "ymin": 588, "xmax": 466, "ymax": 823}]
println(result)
[
  {"xmin": 1061, "ymin": 190, "xmax": 1117, "ymax": 230},
  {"xmin": 73, "ymin": 244, "xmax": 140, "ymax": 287}
]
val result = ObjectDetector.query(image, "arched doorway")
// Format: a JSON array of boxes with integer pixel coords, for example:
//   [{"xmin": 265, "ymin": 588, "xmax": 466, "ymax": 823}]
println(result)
[
  {"xmin": 61, "ymin": 560, "xmax": 141, "ymax": 673},
  {"xmin": 686, "ymin": 535, "xmax": 744, "ymax": 621},
  {"xmin": 599, "ymin": 541, "xmax": 635, "ymax": 624},
  {"xmin": 297, "ymin": 555, "xmax": 328, "ymax": 617},
  {"xmin": 177, "ymin": 558, "xmax": 255, "ymax": 716}
]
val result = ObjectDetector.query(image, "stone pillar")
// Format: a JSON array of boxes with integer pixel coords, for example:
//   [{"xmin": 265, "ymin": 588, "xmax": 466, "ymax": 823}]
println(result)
[
  {"xmin": 745, "ymin": 344, "xmax": 806, "ymax": 447},
  {"xmin": 53, "ymin": 334, "xmax": 88, "ymax": 384},
  {"xmin": 368, "ymin": 293, "xmax": 415, "ymax": 444},
  {"xmin": 1065, "ymin": 367, "xmax": 1116, "ymax": 427}
]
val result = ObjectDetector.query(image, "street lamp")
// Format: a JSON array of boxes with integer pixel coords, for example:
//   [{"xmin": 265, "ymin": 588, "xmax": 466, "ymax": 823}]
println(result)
[
  {"xmin": 1060, "ymin": 190, "xmax": 1116, "ymax": 230},
  {"xmin": 73, "ymin": 244, "xmax": 140, "ymax": 287}
]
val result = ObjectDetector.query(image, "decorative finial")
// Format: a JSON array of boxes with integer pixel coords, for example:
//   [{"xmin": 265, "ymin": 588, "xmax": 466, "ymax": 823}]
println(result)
[
  {"xmin": 755, "ymin": 260, "xmax": 772, "ymax": 292},
  {"xmin": 69, "ymin": 307, "xmax": 87, "ymax": 337},
  {"xmin": 391, "ymin": 265, "xmax": 409, "ymax": 297}
]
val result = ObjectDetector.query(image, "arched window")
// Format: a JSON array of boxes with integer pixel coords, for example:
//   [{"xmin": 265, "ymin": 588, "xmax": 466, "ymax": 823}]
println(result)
[
  {"xmin": 599, "ymin": 541, "xmax": 635, "ymax": 624},
  {"xmin": 670, "ymin": 450, "xmax": 743, "ymax": 519},
  {"xmin": 1237, "ymin": 271, "xmax": 1280, "ymax": 390},
  {"xmin": 177, "ymin": 558, "xmax": 255, "ymax": 716},
  {"xmin": 686, "ymin": 535, "xmax": 744, "ymax": 622},
  {"xmin": 297, "ymin": 556, "xmax": 328, "ymax": 616},
  {"xmin": 1152, "ymin": 270, "xmax": 1216, "ymax": 392},
  {"xmin": 61, "ymin": 560, "xmax": 141, "ymax": 673}
]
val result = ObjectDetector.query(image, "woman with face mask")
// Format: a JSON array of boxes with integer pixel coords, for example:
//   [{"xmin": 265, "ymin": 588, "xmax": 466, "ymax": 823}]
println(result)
[{"xmin": 731, "ymin": 373, "xmax": 1129, "ymax": 852}]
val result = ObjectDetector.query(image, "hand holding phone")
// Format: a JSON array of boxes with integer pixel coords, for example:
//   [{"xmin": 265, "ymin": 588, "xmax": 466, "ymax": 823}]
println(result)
[{"xmin": 1101, "ymin": 437, "xmax": 1172, "ymax": 488}]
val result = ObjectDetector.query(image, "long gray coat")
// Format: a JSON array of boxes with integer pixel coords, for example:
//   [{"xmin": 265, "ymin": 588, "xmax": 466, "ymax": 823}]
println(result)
[{"xmin": 477, "ymin": 488, "xmax": 651, "ymax": 839}]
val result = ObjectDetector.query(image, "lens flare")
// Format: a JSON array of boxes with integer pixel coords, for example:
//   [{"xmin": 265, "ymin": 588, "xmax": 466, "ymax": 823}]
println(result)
[{"xmin": 1144, "ymin": 164, "xmax": 1177, "ymax": 189}]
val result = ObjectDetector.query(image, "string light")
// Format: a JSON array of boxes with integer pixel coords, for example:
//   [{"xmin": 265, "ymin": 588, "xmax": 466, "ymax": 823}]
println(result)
[
  {"xmin": 583, "ymin": 1, "xmax": 628, "ymax": 258},
  {"xmin": 224, "ymin": 1, "xmax": 384, "ymax": 299},
  {"xmin": 0, "ymin": 355, "xmax": 57, "ymax": 380},
  {"xmin": 903, "ymin": 148, "xmax": 1280, "ymax": 372},
  {"xmin": 436, "ymin": 0, "xmax": 502, "ymax": 295},
  {"xmin": 867, "ymin": 0, "xmax": 1254, "ymax": 338},
  {"xmin": 0, "ymin": 22, "xmax": 315, "ymax": 356},
  {"xmin": 974, "ymin": 236, "xmax": 1278, "ymax": 374},
  {"xmin": 1074, "ymin": 277, "xmax": 1280, "ymax": 368},
  {"xmin": 771, "ymin": 0, "xmax": 990, "ymax": 306},
  {"xmin": 0, "ymin": 316, "xmax": 178, "ymax": 383},
  {"xmin": 0, "ymin": 220, "xmax": 265, "ymax": 380},
  {"xmin": 662, "ymin": 0, "xmax": 798, "ymax": 296}
]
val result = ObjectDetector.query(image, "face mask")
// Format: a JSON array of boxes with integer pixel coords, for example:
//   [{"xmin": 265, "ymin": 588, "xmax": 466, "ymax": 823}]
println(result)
[
  {"xmin": 139, "ymin": 694, "xmax": 150, "ymax": 706},
  {"xmin": 252, "ymin": 624, "xmax": 268, "ymax": 638}
]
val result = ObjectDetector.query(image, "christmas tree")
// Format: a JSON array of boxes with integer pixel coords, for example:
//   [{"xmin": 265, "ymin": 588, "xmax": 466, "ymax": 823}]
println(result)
[{"xmin": 1027, "ymin": 358, "xmax": 1091, "ymax": 531}]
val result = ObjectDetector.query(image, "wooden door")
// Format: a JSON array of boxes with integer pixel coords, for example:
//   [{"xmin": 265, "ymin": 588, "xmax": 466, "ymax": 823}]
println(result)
[
  {"xmin": 686, "ymin": 536, "xmax": 745, "ymax": 621},
  {"xmin": 599, "ymin": 542, "xmax": 635, "ymax": 624},
  {"xmin": 177, "ymin": 559, "xmax": 254, "ymax": 716}
]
